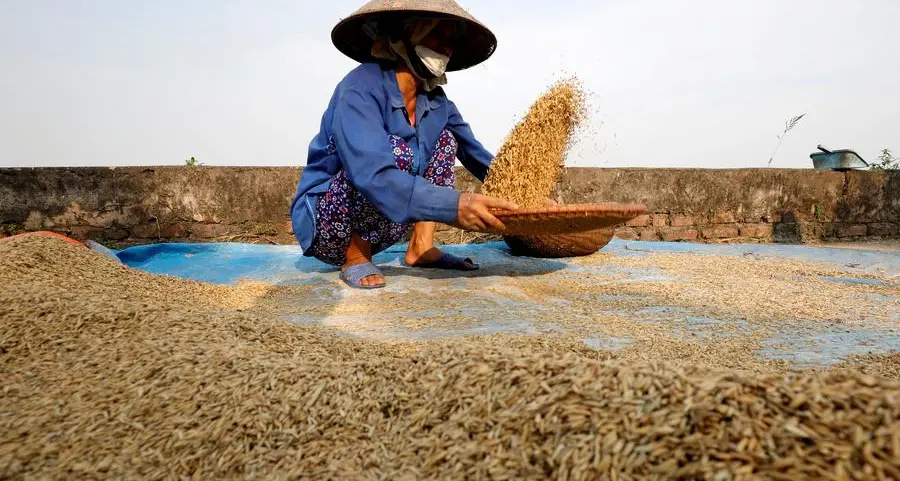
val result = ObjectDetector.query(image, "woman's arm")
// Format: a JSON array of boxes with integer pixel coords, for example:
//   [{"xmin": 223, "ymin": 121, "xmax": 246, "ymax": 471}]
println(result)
[
  {"xmin": 332, "ymin": 87, "xmax": 461, "ymax": 225},
  {"xmin": 446, "ymin": 99, "xmax": 493, "ymax": 182}
]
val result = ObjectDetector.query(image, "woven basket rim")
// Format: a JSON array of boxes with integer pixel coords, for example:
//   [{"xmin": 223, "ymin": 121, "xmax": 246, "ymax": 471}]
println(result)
[
  {"xmin": 491, "ymin": 202, "xmax": 647, "ymax": 219},
  {"xmin": 487, "ymin": 203, "xmax": 647, "ymax": 236}
]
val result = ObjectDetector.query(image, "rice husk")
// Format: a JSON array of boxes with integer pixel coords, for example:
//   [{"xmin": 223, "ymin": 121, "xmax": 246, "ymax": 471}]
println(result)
[
  {"xmin": 482, "ymin": 78, "xmax": 587, "ymax": 208},
  {"xmin": 2, "ymin": 235, "xmax": 899, "ymax": 480}
]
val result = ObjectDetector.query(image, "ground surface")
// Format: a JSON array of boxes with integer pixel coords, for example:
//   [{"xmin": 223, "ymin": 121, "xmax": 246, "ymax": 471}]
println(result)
[
  {"xmin": 816, "ymin": 238, "xmax": 900, "ymax": 254},
  {"xmin": 118, "ymin": 238, "xmax": 899, "ymax": 375},
  {"xmin": 3, "ymin": 235, "xmax": 899, "ymax": 479}
]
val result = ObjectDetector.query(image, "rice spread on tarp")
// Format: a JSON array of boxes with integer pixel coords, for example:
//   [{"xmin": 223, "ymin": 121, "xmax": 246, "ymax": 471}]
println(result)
[{"xmin": 1, "ymin": 236, "xmax": 899, "ymax": 480}]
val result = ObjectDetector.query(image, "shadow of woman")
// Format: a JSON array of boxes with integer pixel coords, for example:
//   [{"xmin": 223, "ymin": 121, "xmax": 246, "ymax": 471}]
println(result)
[{"xmin": 373, "ymin": 241, "xmax": 569, "ymax": 280}]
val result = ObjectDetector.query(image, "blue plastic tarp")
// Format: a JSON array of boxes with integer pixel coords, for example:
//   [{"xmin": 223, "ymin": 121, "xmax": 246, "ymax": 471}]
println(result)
[
  {"xmin": 108, "ymin": 239, "xmax": 899, "ymax": 285},
  {"xmin": 94, "ymin": 239, "xmax": 899, "ymax": 368}
]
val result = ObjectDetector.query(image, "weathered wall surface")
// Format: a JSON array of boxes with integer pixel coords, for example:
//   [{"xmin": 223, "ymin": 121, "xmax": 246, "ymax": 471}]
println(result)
[
  {"xmin": 1, "ymin": 166, "xmax": 897, "ymax": 247},
  {"xmin": 0, "ymin": 167, "xmax": 302, "ymax": 245},
  {"xmin": 548, "ymin": 168, "xmax": 900, "ymax": 243}
]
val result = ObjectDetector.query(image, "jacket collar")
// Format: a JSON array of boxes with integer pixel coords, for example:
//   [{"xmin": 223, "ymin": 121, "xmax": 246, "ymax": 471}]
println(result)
[{"xmin": 383, "ymin": 65, "xmax": 443, "ymax": 111}]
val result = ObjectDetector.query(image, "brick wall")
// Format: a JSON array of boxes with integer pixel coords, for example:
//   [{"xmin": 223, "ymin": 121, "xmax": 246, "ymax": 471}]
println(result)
[
  {"xmin": 546, "ymin": 167, "xmax": 899, "ymax": 244},
  {"xmin": 1, "ymin": 167, "xmax": 897, "ymax": 247}
]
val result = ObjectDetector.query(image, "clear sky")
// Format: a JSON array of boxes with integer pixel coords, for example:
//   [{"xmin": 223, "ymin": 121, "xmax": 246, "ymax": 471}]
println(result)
[{"xmin": 1, "ymin": 0, "xmax": 898, "ymax": 168}]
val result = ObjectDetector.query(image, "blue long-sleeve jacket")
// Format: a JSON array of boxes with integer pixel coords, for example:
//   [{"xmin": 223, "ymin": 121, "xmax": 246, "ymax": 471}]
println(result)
[{"xmin": 290, "ymin": 61, "xmax": 494, "ymax": 254}]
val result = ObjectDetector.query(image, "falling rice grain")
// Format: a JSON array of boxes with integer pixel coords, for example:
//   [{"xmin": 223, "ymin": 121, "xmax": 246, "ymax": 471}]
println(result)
[{"xmin": 482, "ymin": 78, "xmax": 587, "ymax": 209}]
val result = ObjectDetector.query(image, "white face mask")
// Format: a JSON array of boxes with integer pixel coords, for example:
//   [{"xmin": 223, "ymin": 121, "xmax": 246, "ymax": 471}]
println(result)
[{"xmin": 414, "ymin": 45, "xmax": 450, "ymax": 78}]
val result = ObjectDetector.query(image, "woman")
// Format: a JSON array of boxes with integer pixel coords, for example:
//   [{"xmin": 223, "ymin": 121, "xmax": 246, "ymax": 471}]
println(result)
[{"xmin": 290, "ymin": 0, "xmax": 517, "ymax": 289}]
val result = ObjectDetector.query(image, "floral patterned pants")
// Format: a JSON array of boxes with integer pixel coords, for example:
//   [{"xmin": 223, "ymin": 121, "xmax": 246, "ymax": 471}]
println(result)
[{"xmin": 307, "ymin": 129, "xmax": 457, "ymax": 267}]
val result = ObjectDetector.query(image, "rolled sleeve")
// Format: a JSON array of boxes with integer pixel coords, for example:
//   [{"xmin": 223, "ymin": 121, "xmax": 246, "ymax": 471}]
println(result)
[{"xmin": 332, "ymin": 88, "xmax": 460, "ymax": 225}]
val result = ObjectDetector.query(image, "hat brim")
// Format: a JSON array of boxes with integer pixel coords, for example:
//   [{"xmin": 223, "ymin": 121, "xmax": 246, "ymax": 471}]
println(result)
[{"xmin": 331, "ymin": 10, "xmax": 497, "ymax": 72}]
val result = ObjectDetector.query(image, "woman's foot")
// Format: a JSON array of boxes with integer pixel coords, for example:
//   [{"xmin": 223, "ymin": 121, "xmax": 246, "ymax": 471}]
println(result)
[
  {"xmin": 405, "ymin": 222, "xmax": 479, "ymax": 270},
  {"xmin": 404, "ymin": 221, "xmax": 440, "ymax": 266},
  {"xmin": 342, "ymin": 233, "xmax": 384, "ymax": 287},
  {"xmin": 405, "ymin": 245, "xmax": 444, "ymax": 266}
]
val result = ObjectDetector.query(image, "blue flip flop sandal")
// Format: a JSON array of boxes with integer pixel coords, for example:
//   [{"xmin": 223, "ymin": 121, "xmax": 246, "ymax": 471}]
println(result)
[
  {"xmin": 412, "ymin": 252, "xmax": 480, "ymax": 271},
  {"xmin": 340, "ymin": 262, "xmax": 385, "ymax": 289}
]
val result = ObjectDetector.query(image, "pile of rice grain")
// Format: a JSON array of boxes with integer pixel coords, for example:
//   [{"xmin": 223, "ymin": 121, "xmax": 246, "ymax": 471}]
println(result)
[
  {"xmin": 2, "ymin": 236, "xmax": 899, "ymax": 480},
  {"xmin": 482, "ymin": 78, "xmax": 587, "ymax": 209}
]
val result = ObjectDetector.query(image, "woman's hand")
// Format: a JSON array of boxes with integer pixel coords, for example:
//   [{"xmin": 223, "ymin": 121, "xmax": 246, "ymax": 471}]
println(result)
[{"xmin": 455, "ymin": 192, "xmax": 518, "ymax": 232}]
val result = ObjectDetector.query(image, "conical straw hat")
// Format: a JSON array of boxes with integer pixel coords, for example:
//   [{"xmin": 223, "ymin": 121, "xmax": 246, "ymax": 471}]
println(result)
[{"xmin": 331, "ymin": 0, "xmax": 497, "ymax": 72}]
